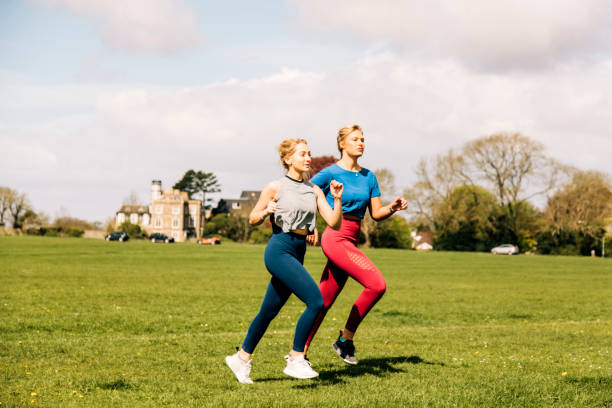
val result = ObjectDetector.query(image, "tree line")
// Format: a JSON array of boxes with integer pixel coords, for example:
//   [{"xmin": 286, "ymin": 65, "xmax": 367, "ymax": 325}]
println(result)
[
  {"xmin": 0, "ymin": 186, "xmax": 100, "ymax": 237},
  {"xmin": 404, "ymin": 132, "xmax": 612, "ymax": 256},
  {"xmin": 5, "ymin": 131, "xmax": 611, "ymax": 255}
]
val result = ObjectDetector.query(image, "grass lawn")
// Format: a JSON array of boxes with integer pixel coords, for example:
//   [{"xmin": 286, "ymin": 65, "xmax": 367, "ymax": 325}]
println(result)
[{"xmin": 1, "ymin": 236, "xmax": 611, "ymax": 407}]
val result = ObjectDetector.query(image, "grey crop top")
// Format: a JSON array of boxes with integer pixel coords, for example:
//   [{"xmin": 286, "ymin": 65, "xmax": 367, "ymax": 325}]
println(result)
[{"xmin": 274, "ymin": 176, "xmax": 317, "ymax": 233}]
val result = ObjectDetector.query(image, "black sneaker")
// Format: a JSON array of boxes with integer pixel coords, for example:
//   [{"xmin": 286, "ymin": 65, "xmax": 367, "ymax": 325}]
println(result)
[{"xmin": 332, "ymin": 334, "xmax": 358, "ymax": 365}]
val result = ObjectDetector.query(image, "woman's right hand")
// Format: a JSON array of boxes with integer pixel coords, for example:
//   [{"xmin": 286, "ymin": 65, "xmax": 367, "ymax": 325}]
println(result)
[{"xmin": 265, "ymin": 197, "xmax": 278, "ymax": 215}]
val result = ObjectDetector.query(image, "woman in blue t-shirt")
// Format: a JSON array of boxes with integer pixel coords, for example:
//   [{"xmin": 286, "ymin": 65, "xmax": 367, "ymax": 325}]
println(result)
[{"xmin": 304, "ymin": 124, "xmax": 408, "ymax": 364}]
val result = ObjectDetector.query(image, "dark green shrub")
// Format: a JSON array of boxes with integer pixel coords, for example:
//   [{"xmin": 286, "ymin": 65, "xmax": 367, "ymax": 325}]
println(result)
[
  {"xmin": 249, "ymin": 228, "xmax": 272, "ymax": 244},
  {"xmin": 118, "ymin": 222, "xmax": 147, "ymax": 239},
  {"xmin": 26, "ymin": 228, "xmax": 42, "ymax": 236},
  {"xmin": 44, "ymin": 228, "xmax": 59, "ymax": 237},
  {"xmin": 68, "ymin": 227, "xmax": 84, "ymax": 238},
  {"xmin": 370, "ymin": 216, "xmax": 413, "ymax": 249}
]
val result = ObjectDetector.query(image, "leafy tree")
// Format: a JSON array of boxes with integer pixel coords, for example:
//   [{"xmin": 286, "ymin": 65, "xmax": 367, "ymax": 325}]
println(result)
[
  {"xmin": 203, "ymin": 212, "xmax": 269, "ymax": 243},
  {"xmin": 369, "ymin": 216, "xmax": 413, "ymax": 249},
  {"xmin": 544, "ymin": 170, "xmax": 612, "ymax": 237},
  {"xmin": 309, "ymin": 155, "xmax": 337, "ymax": 178},
  {"xmin": 536, "ymin": 170, "xmax": 612, "ymax": 256},
  {"xmin": 174, "ymin": 170, "xmax": 221, "ymax": 209},
  {"xmin": 173, "ymin": 170, "xmax": 196, "ymax": 195},
  {"xmin": 203, "ymin": 213, "xmax": 230, "ymax": 236},
  {"xmin": 433, "ymin": 185, "xmax": 501, "ymax": 252},
  {"xmin": 362, "ymin": 168, "xmax": 398, "ymax": 247}
]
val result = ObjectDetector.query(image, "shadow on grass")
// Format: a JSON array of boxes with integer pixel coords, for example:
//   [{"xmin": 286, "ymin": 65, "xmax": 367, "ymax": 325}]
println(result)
[{"xmin": 257, "ymin": 355, "xmax": 444, "ymax": 387}]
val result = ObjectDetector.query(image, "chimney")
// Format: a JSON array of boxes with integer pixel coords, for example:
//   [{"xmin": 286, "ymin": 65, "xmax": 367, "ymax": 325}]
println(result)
[{"xmin": 151, "ymin": 180, "xmax": 162, "ymax": 203}]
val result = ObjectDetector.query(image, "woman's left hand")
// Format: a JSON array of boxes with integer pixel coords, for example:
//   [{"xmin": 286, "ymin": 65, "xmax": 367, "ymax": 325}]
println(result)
[
  {"xmin": 330, "ymin": 180, "xmax": 343, "ymax": 199},
  {"xmin": 390, "ymin": 197, "xmax": 408, "ymax": 212}
]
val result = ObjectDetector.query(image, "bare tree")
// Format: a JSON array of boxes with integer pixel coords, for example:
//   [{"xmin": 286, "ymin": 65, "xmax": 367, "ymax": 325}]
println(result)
[
  {"xmin": 123, "ymin": 191, "xmax": 143, "ymax": 206},
  {"xmin": 8, "ymin": 190, "xmax": 32, "ymax": 229},
  {"xmin": 463, "ymin": 132, "xmax": 565, "ymax": 237},
  {"xmin": 403, "ymin": 149, "xmax": 470, "ymax": 230},
  {"xmin": 463, "ymin": 133, "xmax": 562, "ymax": 205},
  {"xmin": 0, "ymin": 186, "xmax": 12, "ymax": 226}
]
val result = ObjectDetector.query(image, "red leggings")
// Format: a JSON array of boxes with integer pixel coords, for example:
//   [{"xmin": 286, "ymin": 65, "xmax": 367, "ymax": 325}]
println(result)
[{"xmin": 305, "ymin": 218, "xmax": 386, "ymax": 347}]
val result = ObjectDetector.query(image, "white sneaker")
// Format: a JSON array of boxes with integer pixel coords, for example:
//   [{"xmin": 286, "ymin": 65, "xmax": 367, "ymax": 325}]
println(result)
[
  {"xmin": 225, "ymin": 352, "xmax": 253, "ymax": 384},
  {"xmin": 283, "ymin": 354, "xmax": 319, "ymax": 379}
]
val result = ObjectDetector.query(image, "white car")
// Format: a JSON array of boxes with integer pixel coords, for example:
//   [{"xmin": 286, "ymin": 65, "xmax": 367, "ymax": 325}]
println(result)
[{"xmin": 491, "ymin": 244, "xmax": 518, "ymax": 255}]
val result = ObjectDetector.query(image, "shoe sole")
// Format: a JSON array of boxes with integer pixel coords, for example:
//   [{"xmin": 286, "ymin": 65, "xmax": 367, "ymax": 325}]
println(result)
[
  {"xmin": 225, "ymin": 356, "xmax": 253, "ymax": 384},
  {"xmin": 283, "ymin": 367, "xmax": 319, "ymax": 379},
  {"xmin": 331, "ymin": 342, "xmax": 358, "ymax": 365}
]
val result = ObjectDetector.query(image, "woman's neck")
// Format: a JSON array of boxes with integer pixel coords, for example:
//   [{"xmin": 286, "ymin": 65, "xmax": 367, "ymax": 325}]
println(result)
[
  {"xmin": 337, "ymin": 154, "xmax": 361, "ymax": 172},
  {"xmin": 286, "ymin": 168, "xmax": 303, "ymax": 181}
]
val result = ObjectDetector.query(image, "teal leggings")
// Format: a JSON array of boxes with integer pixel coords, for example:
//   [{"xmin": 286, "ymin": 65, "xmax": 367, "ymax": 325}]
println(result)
[{"xmin": 242, "ymin": 230, "xmax": 324, "ymax": 353}]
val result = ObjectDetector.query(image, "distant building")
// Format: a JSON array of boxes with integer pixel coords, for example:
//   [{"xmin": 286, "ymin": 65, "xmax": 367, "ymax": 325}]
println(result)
[
  {"xmin": 213, "ymin": 190, "xmax": 260, "ymax": 216},
  {"xmin": 411, "ymin": 230, "xmax": 433, "ymax": 251},
  {"xmin": 115, "ymin": 180, "xmax": 204, "ymax": 242}
]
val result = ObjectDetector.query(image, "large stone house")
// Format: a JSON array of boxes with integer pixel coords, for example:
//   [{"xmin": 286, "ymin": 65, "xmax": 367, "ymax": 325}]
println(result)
[{"xmin": 115, "ymin": 180, "xmax": 204, "ymax": 242}]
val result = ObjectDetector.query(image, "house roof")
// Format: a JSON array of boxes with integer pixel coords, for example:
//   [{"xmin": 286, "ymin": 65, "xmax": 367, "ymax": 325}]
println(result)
[
  {"xmin": 240, "ymin": 190, "xmax": 261, "ymax": 200},
  {"xmin": 117, "ymin": 205, "xmax": 150, "ymax": 214},
  {"xmin": 413, "ymin": 231, "xmax": 433, "ymax": 246}
]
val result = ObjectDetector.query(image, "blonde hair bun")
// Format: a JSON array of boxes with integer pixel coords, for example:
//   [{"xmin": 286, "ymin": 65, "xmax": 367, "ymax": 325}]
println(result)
[
  {"xmin": 337, "ymin": 124, "xmax": 362, "ymax": 154},
  {"xmin": 278, "ymin": 138, "xmax": 308, "ymax": 169}
]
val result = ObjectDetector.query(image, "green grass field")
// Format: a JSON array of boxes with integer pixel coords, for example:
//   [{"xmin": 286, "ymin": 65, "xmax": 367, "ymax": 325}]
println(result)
[{"xmin": 1, "ymin": 236, "xmax": 611, "ymax": 407}]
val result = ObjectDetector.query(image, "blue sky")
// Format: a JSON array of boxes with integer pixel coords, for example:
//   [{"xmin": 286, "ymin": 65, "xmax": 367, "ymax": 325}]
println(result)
[{"xmin": 2, "ymin": 0, "xmax": 612, "ymax": 222}]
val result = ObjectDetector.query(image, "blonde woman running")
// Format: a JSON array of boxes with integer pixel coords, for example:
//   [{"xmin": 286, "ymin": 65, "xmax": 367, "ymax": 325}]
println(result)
[
  {"xmin": 225, "ymin": 138, "xmax": 344, "ymax": 383},
  {"xmin": 305, "ymin": 125, "xmax": 408, "ymax": 364}
]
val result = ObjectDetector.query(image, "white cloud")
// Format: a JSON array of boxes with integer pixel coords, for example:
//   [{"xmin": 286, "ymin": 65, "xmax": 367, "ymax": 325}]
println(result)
[
  {"xmin": 30, "ymin": 0, "xmax": 202, "ymax": 53},
  {"xmin": 2, "ymin": 54, "xmax": 612, "ymax": 220},
  {"xmin": 289, "ymin": 0, "xmax": 612, "ymax": 70}
]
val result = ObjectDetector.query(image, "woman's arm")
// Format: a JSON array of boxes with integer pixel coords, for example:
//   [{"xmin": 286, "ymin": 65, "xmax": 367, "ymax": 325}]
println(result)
[
  {"xmin": 369, "ymin": 196, "xmax": 408, "ymax": 221},
  {"xmin": 249, "ymin": 180, "xmax": 280, "ymax": 226},
  {"xmin": 315, "ymin": 181, "xmax": 343, "ymax": 230}
]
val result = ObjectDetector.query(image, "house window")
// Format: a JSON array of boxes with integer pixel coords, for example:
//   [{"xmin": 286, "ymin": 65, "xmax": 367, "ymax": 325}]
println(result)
[
  {"xmin": 189, "ymin": 217, "xmax": 195, "ymax": 227},
  {"xmin": 189, "ymin": 205, "xmax": 196, "ymax": 214},
  {"xmin": 130, "ymin": 214, "xmax": 138, "ymax": 224},
  {"xmin": 155, "ymin": 218, "xmax": 161, "ymax": 228},
  {"xmin": 117, "ymin": 213, "xmax": 125, "ymax": 224},
  {"xmin": 156, "ymin": 206, "xmax": 163, "ymax": 214},
  {"xmin": 232, "ymin": 202, "xmax": 241, "ymax": 209},
  {"xmin": 172, "ymin": 206, "xmax": 180, "ymax": 215},
  {"xmin": 172, "ymin": 218, "xmax": 180, "ymax": 228},
  {"xmin": 142, "ymin": 214, "xmax": 149, "ymax": 225}
]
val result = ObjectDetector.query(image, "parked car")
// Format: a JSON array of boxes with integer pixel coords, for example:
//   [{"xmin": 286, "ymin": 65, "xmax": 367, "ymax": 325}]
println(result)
[
  {"xmin": 197, "ymin": 235, "xmax": 221, "ymax": 245},
  {"xmin": 105, "ymin": 232, "xmax": 129, "ymax": 242},
  {"xmin": 491, "ymin": 244, "xmax": 519, "ymax": 255},
  {"xmin": 150, "ymin": 233, "xmax": 174, "ymax": 243}
]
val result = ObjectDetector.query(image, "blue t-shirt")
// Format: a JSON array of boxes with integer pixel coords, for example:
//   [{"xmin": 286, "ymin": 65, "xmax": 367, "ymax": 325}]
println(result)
[{"xmin": 311, "ymin": 164, "xmax": 380, "ymax": 219}]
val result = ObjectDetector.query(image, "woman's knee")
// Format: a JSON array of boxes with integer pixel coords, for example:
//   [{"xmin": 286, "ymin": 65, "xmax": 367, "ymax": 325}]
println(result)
[
  {"xmin": 370, "ymin": 278, "xmax": 386, "ymax": 297},
  {"xmin": 308, "ymin": 293, "xmax": 325, "ymax": 313},
  {"xmin": 257, "ymin": 303, "xmax": 282, "ymax": 322}
]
